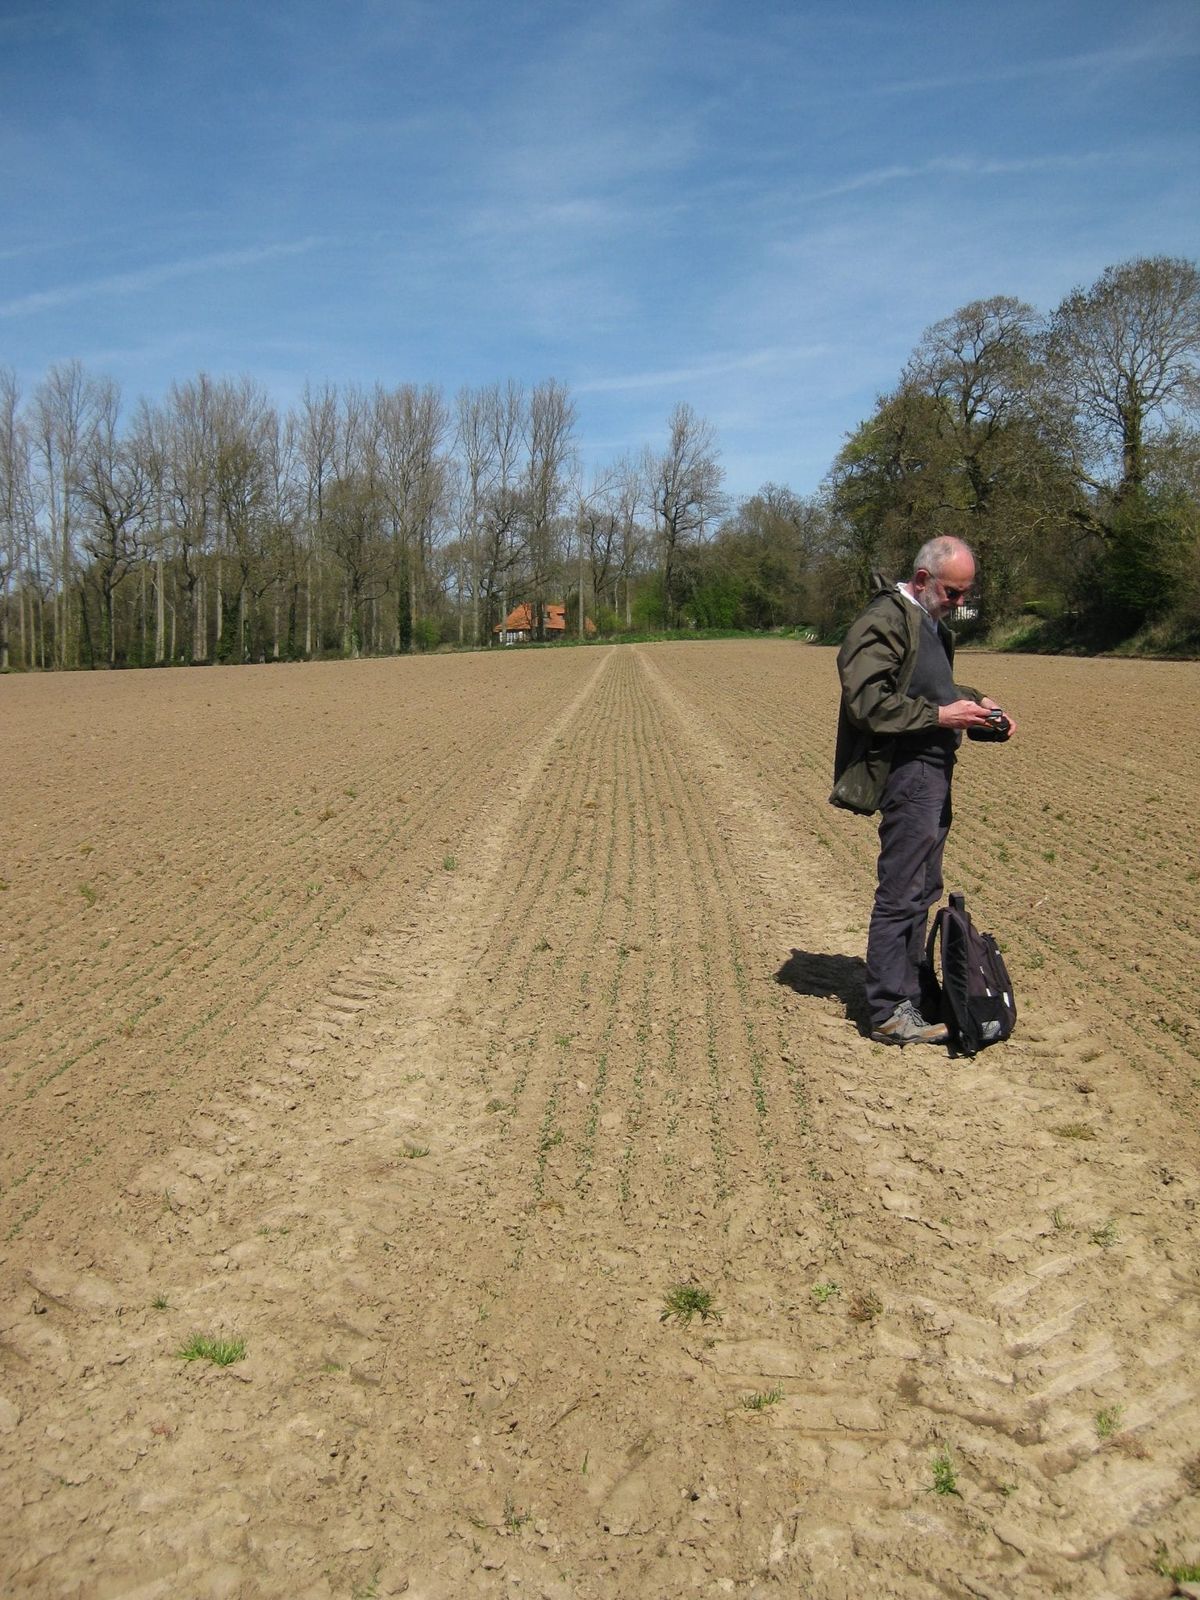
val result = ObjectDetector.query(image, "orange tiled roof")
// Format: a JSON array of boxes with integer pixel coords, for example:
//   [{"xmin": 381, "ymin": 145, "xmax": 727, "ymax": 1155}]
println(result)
[{"xmin": 498, "ymin": 603, "xmax": 568, "ymax": 632}]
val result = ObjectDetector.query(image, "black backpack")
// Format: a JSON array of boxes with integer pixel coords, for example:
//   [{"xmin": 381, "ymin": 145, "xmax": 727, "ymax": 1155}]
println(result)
[{"xmin": 919, "ymin": 892, "xmax": 1016, "ymax": 1056}]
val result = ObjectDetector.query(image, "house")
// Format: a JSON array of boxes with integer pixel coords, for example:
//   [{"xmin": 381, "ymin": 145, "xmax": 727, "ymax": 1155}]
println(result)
[{"xmin": 495, "ymin": 603, "xmax": 595, "ymax": 644}]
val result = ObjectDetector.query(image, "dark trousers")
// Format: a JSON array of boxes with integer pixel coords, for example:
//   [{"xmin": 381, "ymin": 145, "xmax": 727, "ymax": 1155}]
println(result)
[{"xmin": 865, "ymin": 756, "xmax": 952, "ymax": 1026}]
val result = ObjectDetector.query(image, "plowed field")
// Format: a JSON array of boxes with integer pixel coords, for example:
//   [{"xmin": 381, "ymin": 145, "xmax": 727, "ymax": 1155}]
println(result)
[{"xmin": 2, "ymin": 643, "xmax": 1198, "ymax": 1599}]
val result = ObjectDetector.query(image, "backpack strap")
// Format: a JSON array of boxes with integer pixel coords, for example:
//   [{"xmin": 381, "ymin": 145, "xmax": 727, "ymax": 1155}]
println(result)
[{"xmin": 923, "ymin": 905, "xmax": 947, "ymax": 973}]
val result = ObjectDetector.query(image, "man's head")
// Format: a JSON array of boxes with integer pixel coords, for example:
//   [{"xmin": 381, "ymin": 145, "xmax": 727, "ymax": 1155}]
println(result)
[{"xmin": 909, "ymin": 536, "xmax": 976, "ymax": 622}]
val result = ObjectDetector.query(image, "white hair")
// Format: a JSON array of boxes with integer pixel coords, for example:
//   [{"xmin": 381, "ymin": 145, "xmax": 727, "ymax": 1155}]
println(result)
[{"xmin": 912, "ymin": 536, "xmax": 974, "ymax": 578}]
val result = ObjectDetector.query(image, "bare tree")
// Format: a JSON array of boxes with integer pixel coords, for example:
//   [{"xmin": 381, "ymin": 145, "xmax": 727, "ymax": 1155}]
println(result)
[
  {"xmin": 212, "ymin": 378, "xmax": 275, "ymax": 661},
  {"xmin": 0, "ymin": 368, "xmax": 32, "ymax": 670},
  {"xmin": 75, "ymin": 379, "xmax": 153, "ymax": 665},
  {"xmin": 646, "ymin": 402, "xmax": 725, "ymax": 627},
  {"xmin": 575, "ymin": 457, "xmax": 643, "ymax": 632},
  {"xmin": 155, "ymin": 375, "xmax": 220, "ymax": 662},
  {"xmin": 523, "ymin": 379, "xmax": 576, "ymax": 640},
  {"xmin": 376, "ymin": 384, "xmax": 450, "ymax": 651},
  {"xmin": 474, "ymin": 382, "xmax": 527, "ymax": 642},
  {"xmin": 32, "ymin": 361, "xmax": 102, "ymax": 666},
  {"xmin": 454, "ymin": 384, "xmax": 500, "ymax": 646},
  {"xmin": 262, "ymin": 408, "xmax": 303, "ymax": 659},
  {"xmin": 297, "ymin": 381, "xmax": 341, "ymax": 656},
  {"xmin": 324, "ymin": 472, "xmax": 387, "ymax": 656}
]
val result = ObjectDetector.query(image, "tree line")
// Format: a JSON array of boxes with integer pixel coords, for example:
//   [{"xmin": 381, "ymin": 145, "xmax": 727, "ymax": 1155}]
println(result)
[{"xmin": 2, "ymin": 254, "xmax": 1197, "ymax": 670}]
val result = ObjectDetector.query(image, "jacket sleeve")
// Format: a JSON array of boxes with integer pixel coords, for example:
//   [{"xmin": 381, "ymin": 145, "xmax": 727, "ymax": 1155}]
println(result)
[{"xmin": 837, "ymin": 609, "xmax": 943, "ymax": 737}]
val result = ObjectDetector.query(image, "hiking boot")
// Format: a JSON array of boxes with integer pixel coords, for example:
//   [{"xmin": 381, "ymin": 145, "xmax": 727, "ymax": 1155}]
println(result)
[{"xmin": 871, "ymin": 1000, "xmax": 949, "ymax": 1047}]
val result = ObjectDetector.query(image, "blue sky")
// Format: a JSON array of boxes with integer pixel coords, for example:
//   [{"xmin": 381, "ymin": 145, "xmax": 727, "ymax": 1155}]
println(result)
[{"xmin": 2, "ymin": 0, "xmax": 1198, "ymax": 498}]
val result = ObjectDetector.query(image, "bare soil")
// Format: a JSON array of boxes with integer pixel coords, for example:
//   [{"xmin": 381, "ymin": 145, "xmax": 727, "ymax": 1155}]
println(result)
[{"xmin": 1, "ymin": 643, "xmax": 1197, "ymax": 1599}]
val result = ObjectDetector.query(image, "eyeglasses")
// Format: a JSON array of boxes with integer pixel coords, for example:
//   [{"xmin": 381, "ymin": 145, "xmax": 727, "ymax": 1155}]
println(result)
[{"xmin": 916, "ymin": 568, "xmax": 974, "ymax": 603}]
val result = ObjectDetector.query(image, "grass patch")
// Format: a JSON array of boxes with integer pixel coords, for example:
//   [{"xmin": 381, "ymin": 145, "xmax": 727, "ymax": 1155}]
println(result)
[
  {"xmin": 177, "ymin": 1333, "xmax": 246, "ymax": 1367},
  {"xmin": 1155, "ymin": 1549, "xmax": 1200, "ymax": 1583},
  {"xmin": 741, "ymin": 1386, "xmax": 784, "ymax": 1411},
  {"xmin": 1095, "ymin": 1404, "xmax": 1123, "ymax": 1440},
  {"xmin": 660, "ymin": 1282, "xmax": 722, "ymax": 1326},
  {"xmin": 1089, "ymin": 1218, "xmax": 1119, "ymax": 1249},
  {"xmin": 929, "ymin": 1449, "xmax": 959, "ymax": 1496},
  {"xmin": 401, "ymin": 1142, "xmax": 430, "ymax": 1159},
  {"xmin": 503, "ymin": 1493, "xmax": 531, "ymax": 1531},
  {"xmin": 1052, "ymin": 1123, "xmax": 1097, "ymax": 1141},
  {"xmin": 810, "ymin": 1280, "xmax": 840, "ymax": 1306}
]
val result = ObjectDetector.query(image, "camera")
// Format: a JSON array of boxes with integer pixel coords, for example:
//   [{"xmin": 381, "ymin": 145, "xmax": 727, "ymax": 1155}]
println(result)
[{"xmin": 967, "ymin": 707, "xmax": 1011, "ymax": 742}]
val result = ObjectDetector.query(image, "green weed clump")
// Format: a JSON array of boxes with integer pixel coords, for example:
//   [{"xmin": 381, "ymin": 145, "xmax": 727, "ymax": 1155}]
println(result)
[
  {"xmin": 1095, "ymin": 1404, "xmax": 1123, "ymax": 1440},
  {"xmin": 741, "ymin": 1386, "xmax": 784, "ymax": 1412},
  {"xmin": 1154, "ymin": 1548, "xmax": 1200, "ymax": 1583},
  {"xmin": 660, "ymin": 1283, "xmax": 722, "ymax": 1326},
  {"xmin": 929, "ymin": 1449, "xmax": 959, "ymax": 1496},
  {"xmin": 177, "ymin": 1333, "xmax": 246, "ymax": 1367}
]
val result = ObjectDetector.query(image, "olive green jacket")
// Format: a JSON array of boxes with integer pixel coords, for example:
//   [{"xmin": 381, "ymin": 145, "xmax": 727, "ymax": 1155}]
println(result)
[{"xmin": 829, "ymin": 578, "xmax": 981, "ymax": 816}]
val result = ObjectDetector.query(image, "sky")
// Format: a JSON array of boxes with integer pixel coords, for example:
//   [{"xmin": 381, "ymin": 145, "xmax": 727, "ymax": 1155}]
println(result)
[{"xmin": 2, "ymin": 0, "xmax": 1198, "ymax": 499}]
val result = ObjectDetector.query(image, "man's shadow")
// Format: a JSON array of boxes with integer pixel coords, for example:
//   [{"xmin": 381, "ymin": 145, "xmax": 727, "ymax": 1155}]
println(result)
[{"xmin": 775, "ymin": 949, "xmax": 873, "ymax": 1036}]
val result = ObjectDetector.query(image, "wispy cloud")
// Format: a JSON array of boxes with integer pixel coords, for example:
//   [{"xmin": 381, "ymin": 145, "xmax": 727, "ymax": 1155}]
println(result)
[
  {"xmin": 878, "ymin": 33, "xmax": 1200, "ymax": 96},
  {"xmin": 798, "ymin": 151, "xmax": 1107, "ymax": 205},
  {"xmin": 576, "ymin": 345, "xmax": 828, "ymax": 396},
  {"xmin": 0, "ymin": 239, "xmax": 323, "ymax": 319}
]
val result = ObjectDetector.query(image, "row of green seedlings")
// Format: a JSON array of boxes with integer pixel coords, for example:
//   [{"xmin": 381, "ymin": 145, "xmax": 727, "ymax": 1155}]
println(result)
[
  {"xmin": 651, "ymin": 708, "xmax": 765, "ymax": 1205},
  {"xmin": 144, "ymin": 726, "xmax": 518, "ymax": 1075},
  {"xmin": 599, "ymin": 746, "xmax": 693, "ymax": 1208},
  {"xmin": 12, "ymin": 703, "xmax": 504, "ymax": 1100},
  {"xmin": 529, "ymin": 838, "xmax": 618, "ymax": 1196},
  {"xmin": 528, "ymin": 676, "xmax": 638, "ymax": 1203},
  {"xmin": 8, "ymin": 684, "xmax": 529, "ymax": 1118},
  {"xmin": 630, "ymin": 698, "xmax": 733, "ymax": 1202},
  {"xmin": 16, "ymin": 818, "xmax": 375, "ymax": 1114},
  {"xmin": 661, "ymin": 655, "xmax": 804, "ymax": 1205},
  {"xmin": 965, "ymin": 796, "xmax": 1195, "ymax": 1057},
  {"xmin": 572, "ymin": 732, "xmax": 640, "ymax": 1192},
  {"xmin": 626, "ymin": 659, "xmax": 697, "ymax": 1202},
  {"xmin": 689, "ymin": 811, "xmax": 783, "ymax": 1194},
  {"xmin": 5, "ymin": 1129, "xmax": 110, "ymax": 1242},
  {"xmin": 475, "ymin": 688, "xmax": 628, "ymax": 1253},
  {"xmin": 621, "ymin": 681, "xmax": 686, "ymax": 1203},
  {"xmin": 645, "ymin": 653, "xmax": 814, "ymax": 1208},
  {"xmin": 12, "ymin": 780, "xmax": 366, "ymax": 1056},
  {"xmin": 477, "ymin": 691, "xmax": 619, "ymax": 1143}
]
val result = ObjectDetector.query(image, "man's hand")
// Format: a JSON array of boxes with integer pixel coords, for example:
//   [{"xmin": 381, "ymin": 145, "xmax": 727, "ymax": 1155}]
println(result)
[
  {"xmin": 981, "ymin": 696, "xmax": 1018, "ymax": 738},
  {"xmin": 938, "ymin": 699, "xmax": 995, "ymax": 730}
]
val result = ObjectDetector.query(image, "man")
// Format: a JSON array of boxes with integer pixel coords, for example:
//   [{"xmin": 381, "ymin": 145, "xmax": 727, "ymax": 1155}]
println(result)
[{"xmin": 830, "ymin": 537, "xmax": 1016, "ymax": 1046}]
